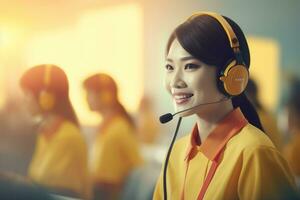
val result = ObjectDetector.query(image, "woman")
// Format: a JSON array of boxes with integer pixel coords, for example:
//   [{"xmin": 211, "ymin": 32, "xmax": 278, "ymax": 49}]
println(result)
[
  {"xmin": 153, "ymin": 12, "xmax": 298, "ymax": 200},
  {"xmin": 83, "ymin": 73, "xmax": 143, "ymax": 200},
  {"xmin": 20, "ymin": 64, "xmax": 89, "ymax": 199}
]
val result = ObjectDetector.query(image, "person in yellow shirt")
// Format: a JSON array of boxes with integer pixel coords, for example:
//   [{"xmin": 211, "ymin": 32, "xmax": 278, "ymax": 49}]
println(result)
[
  {"xmin": 153, "ymin": 12, "xmax": 298, "ymax": 200},
  {"xmin": 20, "ymin": 64, "xmax": 89, "ymax": 199},
  {"xmin": 83, "ymin": 73, "xmax": 143, "ymax": 200},
  {"xmin": 284, "ymin": 79, "xmax": 300, "ymax": 182},
  {"xmin": 245, "ymin": 78, "xmax": 283, "ymax": 150}
]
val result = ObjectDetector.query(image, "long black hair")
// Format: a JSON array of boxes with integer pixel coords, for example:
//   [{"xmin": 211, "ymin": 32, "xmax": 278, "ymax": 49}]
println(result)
[{"xmin": 166, "ymin": 14, "xmax": 264, "ymax": 132}]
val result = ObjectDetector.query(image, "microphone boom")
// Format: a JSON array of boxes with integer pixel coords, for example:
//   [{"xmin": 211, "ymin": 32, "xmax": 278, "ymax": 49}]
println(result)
[{"xmin": 159, "ymin": 97, "xmax": 230, "ymax": 124}]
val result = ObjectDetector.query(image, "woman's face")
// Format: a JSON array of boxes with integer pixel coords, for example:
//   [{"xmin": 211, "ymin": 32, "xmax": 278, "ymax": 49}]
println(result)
[
  {"xmin": 165, "ymin": 39, "xmax": 225, "ymax": 117},
  {"xmin": 86, "ymin": 89, "xmax": 114, "ymax": 112},
  {"xmin": 87, "ymin": 89, "xmax": 100, "ymax": 111},
  {"xmin": 23, "ymin": 90, "xmax": 41, "ymax": 116}
]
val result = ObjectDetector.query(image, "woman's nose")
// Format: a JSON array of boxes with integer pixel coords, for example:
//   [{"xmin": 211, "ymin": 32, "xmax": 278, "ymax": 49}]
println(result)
[{"xmin": 170, "ymin": 71, "xmax": 187, "ymax": 89}]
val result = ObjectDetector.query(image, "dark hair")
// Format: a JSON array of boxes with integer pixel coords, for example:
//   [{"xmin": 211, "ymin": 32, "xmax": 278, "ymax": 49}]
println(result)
[
  {"xmin": 245, "ymin": 78, "xmax": 263, "ymax": 110},
  {"xmin": 166, "ymin": 14, "xmax": 264, "ymax": 131},
  {"xmin": 20, "ymin": 64, "xmax": 79, "ymax": 126},
  {"xmin": 83, "ymin": 73, "xmax": 135, "ymax": 128}
]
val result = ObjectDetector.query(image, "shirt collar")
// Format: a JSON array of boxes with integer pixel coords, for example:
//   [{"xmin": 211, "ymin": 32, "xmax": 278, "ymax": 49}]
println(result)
[
  {"xmin": 185, "ymin": 108, "xmax": 248, "ymax": 162},
  {"xmin": 40, "ymin": 116, "xmax": 65, "ymax": 140},
  {"xmin": 98, "ymin": 112, "xmax": 119, "ymax": 134}
]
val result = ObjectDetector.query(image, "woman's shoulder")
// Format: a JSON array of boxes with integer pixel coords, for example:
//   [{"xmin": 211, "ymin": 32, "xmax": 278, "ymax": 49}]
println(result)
[
  {"xmin": 106, "ymin": 115, "xmax": 134, "ymax": 134},
  {"xmin": 56, "ymin": 120, "xmax": 85, "ymax": 142},
  {"xmin": 174, "ymin": 134, "xmax": 190, "ymax": 148},
  {"xmin": 169, "ymin": 134, "xmax": 191, "ymax": 159},
  {"xmin": 228, "ymin": 123, "xmax": 277, "ymax": 153},
  {"xmin": 58, "ymin": 120, "xmax": 80, "ymax": 133},
  {"xmin": 112, "ymin": 115, "xmax": 132, "ymax": 127}
]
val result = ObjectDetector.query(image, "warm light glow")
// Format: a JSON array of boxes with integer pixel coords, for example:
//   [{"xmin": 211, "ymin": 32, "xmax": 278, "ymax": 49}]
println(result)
[
  {"xmin": 0, "ymin": 29, "xmax": 10, "ymax": 47},
  {"xmin": 0, "ymin": 25, "xmax": 26, "ymax": 109},
  {"xmin": 25, "ymin": 4, "xmax": 144, "ymax": 125},
  {"xmin": 248, "ymin": 36, "xmax": 280, "ymax": 112},
  {"xmin": 0, "ymin": 26, "xmax": 23, "ymax": 49},
  {"xmin": 0, "ymin": 64, "xmax": 6, "ymax": 108}
]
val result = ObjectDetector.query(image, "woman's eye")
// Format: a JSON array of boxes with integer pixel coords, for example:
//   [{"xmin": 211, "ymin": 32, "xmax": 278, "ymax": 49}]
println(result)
[
  {"xmin": 184, "ymin": 63, "xmax": 200, "ymax": 70},
  {"xmin": 165, "ymin": 64, "xmax": 174, "ymax": 71}
]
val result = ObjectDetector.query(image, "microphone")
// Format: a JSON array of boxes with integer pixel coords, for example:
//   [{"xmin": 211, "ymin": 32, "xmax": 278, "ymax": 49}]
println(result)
[
  {"xmin": 159, "ymin": 113, "xmax": 173, "ymax": 124},
  {"xmin": 159, "ymin": 97, "xmax": 230, "ymax": 124}
]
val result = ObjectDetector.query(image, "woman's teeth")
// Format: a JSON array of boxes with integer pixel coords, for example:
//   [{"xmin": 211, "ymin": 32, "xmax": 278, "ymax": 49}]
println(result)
[{"xmin": 173, "ymin": 94, "xmax": 193, "ymax": 104}]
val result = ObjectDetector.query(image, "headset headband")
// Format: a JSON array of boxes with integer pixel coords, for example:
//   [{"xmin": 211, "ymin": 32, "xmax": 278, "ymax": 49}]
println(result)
[
  {"xmin": 44, "ymin": 65, "xmax": 52, "ymax": 87},
  {"xmin": 190, "ymin": 12, "xmax": 240, "ymax": 49}
]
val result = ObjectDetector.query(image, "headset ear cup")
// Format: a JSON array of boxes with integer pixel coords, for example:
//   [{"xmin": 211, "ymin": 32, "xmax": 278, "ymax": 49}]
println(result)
[
  {"xmin": 217, "ymin": 60, "xmax": 235, "ymax": 96},
  {"xmin": 99, "ymin": 90, "xmax": 113, "ymax": 105},
  {"xmin": 219, "ymin": 63, "xmax": 249, "ymax": 96},
  {"xmin": 39, "ymin": 90, "xmax": 55, "ymax": 111}
]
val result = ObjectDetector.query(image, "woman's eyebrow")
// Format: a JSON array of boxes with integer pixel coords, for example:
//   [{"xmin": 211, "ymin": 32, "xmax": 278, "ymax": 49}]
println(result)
[
  {"xmin": 166, "ymin": 58, "xmax": 173, "ymax": 63},
  {"xmin": 180, "ymin": 56, "xmax": 195, "ymax": 61},
  {"xmin": 166, "ymin": 56, "xmax": 196, "ymax": 62}
]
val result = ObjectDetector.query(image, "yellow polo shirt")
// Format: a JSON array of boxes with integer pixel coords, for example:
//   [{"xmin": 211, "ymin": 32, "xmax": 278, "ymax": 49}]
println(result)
[
  {"xmin": 28, "ymin": 119, "xmax": 89, "ymax": 198},
  {"xmin": 153, "ymin": 108, "xmax": 297, "ymax": 200},
  {"xmin": 90, "ymin": 114, "xmax": 143, "ymax": 185}
]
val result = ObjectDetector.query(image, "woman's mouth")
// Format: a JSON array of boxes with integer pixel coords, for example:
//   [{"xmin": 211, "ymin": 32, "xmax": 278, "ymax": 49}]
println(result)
[{"xmin": 173, "ymin": 93, "xmax": 194, "ymax": 105}]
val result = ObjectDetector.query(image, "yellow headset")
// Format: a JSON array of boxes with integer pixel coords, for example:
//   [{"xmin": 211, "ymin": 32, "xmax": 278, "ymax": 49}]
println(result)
[
  {"xmin": 192, "ymin": 12, "xmax": 249, "ymax": 96},
  {"xmin": 39, "ymin": 65, "xmax": 55, "ymax": 111}
]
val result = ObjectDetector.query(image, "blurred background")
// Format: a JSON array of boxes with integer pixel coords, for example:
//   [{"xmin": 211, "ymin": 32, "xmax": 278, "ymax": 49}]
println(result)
[{"xmin": 0, "ymin": 0, "xmax": 300, "ymax": 199}]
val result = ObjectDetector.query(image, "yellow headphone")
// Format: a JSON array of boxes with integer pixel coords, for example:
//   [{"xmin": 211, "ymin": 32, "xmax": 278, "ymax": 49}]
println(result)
[
  {"xmin": 39, "ymin": 65, "xmax": 56, "ymax": 111},
  {"xmin": 193, "ymin": 12, "xmax": 249, "ymax": 96}
]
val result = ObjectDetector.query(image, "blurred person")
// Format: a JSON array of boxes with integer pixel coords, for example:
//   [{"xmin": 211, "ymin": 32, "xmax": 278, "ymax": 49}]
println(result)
[
  {"xmin": 245, "ymin": 78, "xmax": 283, "ymax": 150},
  {"xmin": 153, "ymin": 12, "xmax": 298, "ymax": 200},
  {"xmin": 136, "ymin": 95, "xmax": 160, "ymax": 144},
  {"xmin": 83, "ymin": 73, "xmax": 143, "ymax": 200},
  {"xmin": 283, "ymin": 79, "xmax": 300, "ymax": 185},
  {"xmin": 0, "ymin": 171, "xmax": 54, "ymax": 200},
  {"xmin": 20, "ymin": 64, "xmax": 90, "ymax": 199}
]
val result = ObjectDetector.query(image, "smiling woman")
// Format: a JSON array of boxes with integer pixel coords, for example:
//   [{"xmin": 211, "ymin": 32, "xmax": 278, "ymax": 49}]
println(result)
[
  {"xmin": 153, "ymin": 12, "xmax": 298, "ymax": 200},
  {"xmin": 165, "ymin": 41, "xmax": 227, "ymax": 122}
]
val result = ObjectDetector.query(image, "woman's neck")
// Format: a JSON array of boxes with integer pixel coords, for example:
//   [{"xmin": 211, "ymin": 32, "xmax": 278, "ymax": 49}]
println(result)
[
  {"xmin": 196, "ymin": 101, "xmax": 234, "ymax": 142},
  {"xmin": 40, "ymin": 113, "xmax": 61, "ymax": 128},
  {"xmin": 100, "ymin": 106, "xmax": 120, "ymax": 119},
  {"xmin": 44, "ymin": 112, "xmax": 60, "ymax": 120}
]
